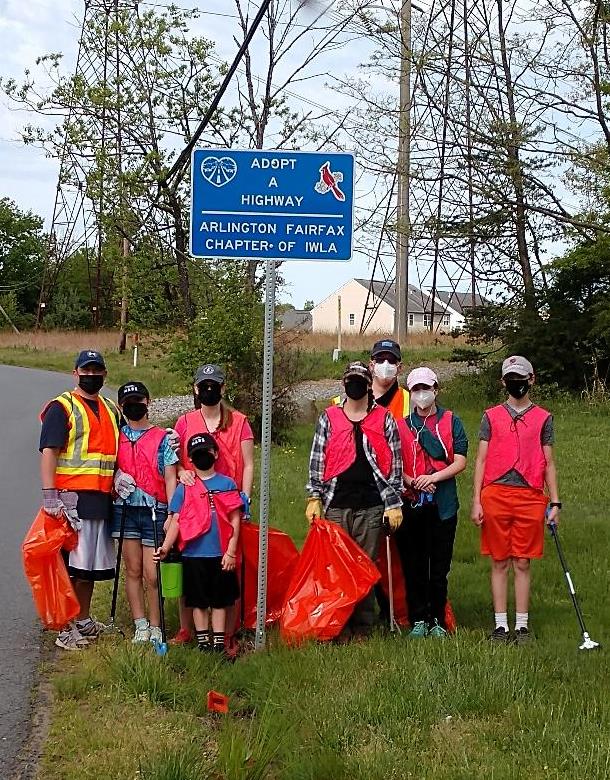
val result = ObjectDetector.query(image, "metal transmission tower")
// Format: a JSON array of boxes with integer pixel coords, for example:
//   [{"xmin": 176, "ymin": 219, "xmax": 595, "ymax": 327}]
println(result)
[
  {"xmin": 37, "ymin": 0, "xmax": 138, "ymax": 329},
  {"xmin": 360, "ymin": 0, "xmax": 495, "ymax": 335}
]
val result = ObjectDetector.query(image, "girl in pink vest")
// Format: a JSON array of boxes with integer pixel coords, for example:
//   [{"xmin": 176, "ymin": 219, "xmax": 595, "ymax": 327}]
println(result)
[
  {"xmin": 111, "ymin": 382, "xmax": 178, "ymax": 644},
  {"xmin": 306, "ymin": 361, "xmax": 403, "ymax": 638},
  {"xmin": 155, "ymin": 433, "xmax": 243, "ymax": 656},
  {"xmin": 171, "ymin": 363, "xmax": 254, "ymax": 644},
  {"xmin": 471, "ymin": 356, "xmax": 561, "ymax": 645},
  {"xmin": 396, "ymin": 367, "xmax": 468, "ymax": 639}
]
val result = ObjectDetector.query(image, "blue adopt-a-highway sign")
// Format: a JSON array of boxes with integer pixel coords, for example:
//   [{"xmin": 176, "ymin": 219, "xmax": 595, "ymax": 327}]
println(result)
[{"xmin": 190, "ymin": 149, "xmax": 354, "ymax": 261}]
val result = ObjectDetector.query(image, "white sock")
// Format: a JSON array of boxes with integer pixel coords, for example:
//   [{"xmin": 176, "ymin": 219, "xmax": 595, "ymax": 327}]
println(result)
[
  {"xmin": 494, "ymin": 612, "xmax": 509, "ymax": 631},
  {"xmin": 515, "ymin": 612, "xmax": 528, "ymax": 631}
]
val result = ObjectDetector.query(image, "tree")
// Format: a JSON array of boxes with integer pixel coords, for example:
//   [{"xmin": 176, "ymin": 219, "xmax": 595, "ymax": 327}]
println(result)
[
  {"xmin": 0, "ymin": 197, "xmax": 45, "ymax": 321},
  {"xmin": 2, "ymin": 4, "xmax": 223, "ymax": 322},
  {"xmin": 303, "ymin": 300, "xmax": 315, "ymax": 311}
]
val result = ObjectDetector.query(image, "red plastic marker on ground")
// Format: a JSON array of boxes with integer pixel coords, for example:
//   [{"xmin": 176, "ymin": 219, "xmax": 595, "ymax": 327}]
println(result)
[{"xmin": 207, "ymin": 690, "xmax": 229, "ymax": 714}]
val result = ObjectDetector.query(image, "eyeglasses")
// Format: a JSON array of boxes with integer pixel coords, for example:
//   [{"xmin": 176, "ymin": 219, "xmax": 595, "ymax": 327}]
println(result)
[{"xmin": 373, "ymin": 354, "xmax": 398, "ymax": 365}]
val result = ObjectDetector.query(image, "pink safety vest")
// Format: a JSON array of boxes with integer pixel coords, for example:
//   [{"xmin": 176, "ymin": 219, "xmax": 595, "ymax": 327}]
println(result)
[
  {"xmin": 177, "ymin": 481, "xmax": 243, "ymax": 553},
  {"xmin": 323, "ymin": 404, "xmax": 392, "ymax": 482},
  {"xmin": 397, "ymin": 411, "xmax": 454, "ymax": 480},
  {"xmin": 116, "ymin": 427, "xmax": 168, "ymax": 503},
  {"xmin": 483, "ymin": 404, "xmax": 550, "ymax": 490},
  {"xmin": 178, "ymin": 408, "xmax": 248, "ymax": 490}
]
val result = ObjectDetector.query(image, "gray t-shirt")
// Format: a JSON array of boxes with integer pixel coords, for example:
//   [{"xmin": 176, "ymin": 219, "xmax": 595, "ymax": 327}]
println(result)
[{"xmin": 479, "ymin": 403, "xmax": 554, "ymax": 487}]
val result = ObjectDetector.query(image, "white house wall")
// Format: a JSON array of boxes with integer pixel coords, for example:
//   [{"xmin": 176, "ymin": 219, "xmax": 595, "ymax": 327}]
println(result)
[
  {"xmin": 311, "ymin": 279, "xmax": 394, "ymax": 333},
  {"xmin": 311, "ymin": 279, "xmax": 468, "ymax": 333}
]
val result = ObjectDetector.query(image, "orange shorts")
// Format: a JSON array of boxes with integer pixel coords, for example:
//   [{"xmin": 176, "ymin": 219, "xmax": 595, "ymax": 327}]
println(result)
[{"xmin": 480, "ymin": 484, "xmax": 548, "ymax": 561}]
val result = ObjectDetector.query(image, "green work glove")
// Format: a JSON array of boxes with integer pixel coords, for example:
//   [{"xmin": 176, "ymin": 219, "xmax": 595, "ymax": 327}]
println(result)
[
  {"xmin": 305, "ymin": 497, "xmax": 323, "ymax": 524},
  {"xmin": 384, "ymin": 507, "xmax": 403, "ymax": 532}
]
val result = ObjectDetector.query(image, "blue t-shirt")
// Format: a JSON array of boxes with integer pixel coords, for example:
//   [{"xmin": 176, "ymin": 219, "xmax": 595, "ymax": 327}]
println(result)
[
  {"xmin": 169, "ymin": 473, "xmax": 237, "ymax": 557},
  {"xmin": 114, "ymin": 426, "xmax": 178, "ymax": 508}
]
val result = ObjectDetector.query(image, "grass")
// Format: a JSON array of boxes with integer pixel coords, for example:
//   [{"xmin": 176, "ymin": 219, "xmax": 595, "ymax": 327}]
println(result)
[
  {"xmin": 0, "ymin": 331, "xmax": 186, "ymax": 397},
  {"xmin": 36, "ymin": 381, "xmax": 610, "ymax": 779},
  {"xmin": 281, "ymin": 330, "xmax": 464, "ymax": 381},
  {"xmin": 0, "ymin": 329, "xmax": 462, "ymax": 394}
]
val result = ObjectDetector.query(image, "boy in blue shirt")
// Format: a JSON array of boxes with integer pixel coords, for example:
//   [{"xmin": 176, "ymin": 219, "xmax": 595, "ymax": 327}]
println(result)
[{"xmin": 155, "ymin": 434, "xmax": 242, "ymax": 655}]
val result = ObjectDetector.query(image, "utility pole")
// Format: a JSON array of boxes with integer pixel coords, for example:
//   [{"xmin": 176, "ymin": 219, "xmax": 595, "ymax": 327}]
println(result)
[{"xmin": 394, "ymin": 0, "xmax": 411, "ymax": 343}]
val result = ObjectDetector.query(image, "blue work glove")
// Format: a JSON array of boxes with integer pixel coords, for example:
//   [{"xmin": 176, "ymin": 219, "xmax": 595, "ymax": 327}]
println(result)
[{"xmin": 240, "ymin": 491, "xmax": 251, "ymax": 520}]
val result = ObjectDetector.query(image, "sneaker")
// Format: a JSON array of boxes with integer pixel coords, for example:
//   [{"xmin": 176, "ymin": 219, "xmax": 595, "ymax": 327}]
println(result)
[
  {"xmin": 76, "ymin": 618, "xmax": 106, "ymax": 640},
  {"xmin": 428, "ymin": 620, "xmax": 448, "ymax": 639},
  {"xmin": 169, "ymin": 627, "xmax": 193, "ymax": 645},
  {"xmin": 55, "ymin": 628, "xmax": 85, "ymax": 651},
  {"xmin": 409, "ymin": 621, "xmax": 429, "ymax": 639},
  {"xmin": 132, "ymin": 625, "xmax": 151, "ymax": 644},
  {"xmin": 514, "ymin": 627, "xmax": 533, "ymax": 645},
  {"xmin": 149, "ymin": 626, "xmax": 163, "ymax": 645},
  {"xmin": 488, "ymin": 626, "xmax": 510, "ymax": 643}
]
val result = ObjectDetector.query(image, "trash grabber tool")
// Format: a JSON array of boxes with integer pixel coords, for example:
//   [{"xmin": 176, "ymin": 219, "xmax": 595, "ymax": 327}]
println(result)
[
  {"xmin": 383, "ymin": 518, "xmax": 401, "ymax": 635},
  {"xmin": 151, "ymin": 503, "xmax": 168, "ymax": 656},
  {"xmin": 106, "ymin": 500, "xmax": 127, "ymax": 637},
  {"xmin": 548, "ymin": 521, "xmax": 600, "ymax": 651}
]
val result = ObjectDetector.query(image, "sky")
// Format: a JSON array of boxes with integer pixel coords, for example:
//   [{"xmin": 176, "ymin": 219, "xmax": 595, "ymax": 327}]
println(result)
[{"xmin": 0, "ymin": 0, "xmax": 391, "ymax": 309}]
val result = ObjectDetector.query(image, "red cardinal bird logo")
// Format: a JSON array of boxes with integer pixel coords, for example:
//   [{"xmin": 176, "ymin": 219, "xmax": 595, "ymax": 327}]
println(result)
[{"xmin": 314, "ymin": 161, "xmax": 346, "ymax": 201}]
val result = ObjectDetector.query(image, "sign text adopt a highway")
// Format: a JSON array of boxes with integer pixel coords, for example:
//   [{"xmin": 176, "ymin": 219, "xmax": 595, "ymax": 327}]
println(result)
[{"xmin": 190, "ymin": 149, "xmax": 354, "ymax": 262}]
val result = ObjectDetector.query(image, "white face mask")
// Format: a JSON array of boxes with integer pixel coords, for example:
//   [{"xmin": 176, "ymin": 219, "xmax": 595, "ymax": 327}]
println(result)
[
  {"xmin": 374, "ymin": 360, "xmax": 398, "ymax": 381},
  {"xmin": 412, "ymin": 389, "xmax": 436, "ymax": 409}
]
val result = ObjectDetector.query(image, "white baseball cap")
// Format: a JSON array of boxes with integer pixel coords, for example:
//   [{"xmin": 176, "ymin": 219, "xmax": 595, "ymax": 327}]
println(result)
[
  {"xmin": 406, "ymin": 366, "xmax": 438, "ymax": 390},
  {"xmin": 501, "ymin": 355, "xmax": 533, "ymax": 378}
]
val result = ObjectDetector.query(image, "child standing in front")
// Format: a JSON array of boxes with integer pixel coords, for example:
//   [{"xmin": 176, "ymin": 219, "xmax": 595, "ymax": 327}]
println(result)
[
  {"xmin": 155, "ymin": 433, "xmax": 243, "ymax": 655},
  {"xmin": 471, "ymin": 356, "xmax": 561, "ymax": 644},
  {"xmin": 112, "ymin": 382, "xmax": 178, "ymax": 644}
]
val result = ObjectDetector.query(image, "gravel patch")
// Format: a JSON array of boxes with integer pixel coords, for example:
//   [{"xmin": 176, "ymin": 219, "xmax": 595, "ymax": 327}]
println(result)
[{"xmin": 148, "ymin": 394, "xmax": 192, "ymax": 424}]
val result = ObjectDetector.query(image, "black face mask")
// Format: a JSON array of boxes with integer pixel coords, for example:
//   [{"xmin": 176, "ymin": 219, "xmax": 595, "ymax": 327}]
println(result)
[
  {"xmin": 191, "ymin": 450, "xmax": 216, "ymax": 471},
  {"xmin": 123, "ymin": 401, "xmax": 148, "ymax": 422},
  {"xmin": 78, "ymin": 374, "xmax": 104, "ymax": 395},
  {"xmin": 344, "ymin": 378, "xmax": 369, "ymax": 400},
  {"xmin": 197, "ymin": 384, "xmax": 222, "ymax": 407},
  {"xmin": 505, "ymin": 378, "xmax": 529, "ymax": 399}
]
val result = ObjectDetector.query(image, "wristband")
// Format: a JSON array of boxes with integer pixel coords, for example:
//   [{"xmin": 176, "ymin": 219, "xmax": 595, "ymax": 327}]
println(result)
[{"xmin": 549, "ymin": 502, "xmax": 562, "ymax": 509}]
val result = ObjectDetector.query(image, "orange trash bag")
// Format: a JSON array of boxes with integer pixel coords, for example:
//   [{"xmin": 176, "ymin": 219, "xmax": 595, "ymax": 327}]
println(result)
[
  {"xmin": 280, "ymin": 518, "xmax": 381, "ymax": 644},
  {"xmin": 22, "ymin": 508, "xmax": 79, "ymax": 630},
  {"xmin": 376, "ymin": 536, "xmax": 457, "ymax": 633},
  {"xmin": 241, "ymin": 522, "xmax": 299, "ymax": 629}
]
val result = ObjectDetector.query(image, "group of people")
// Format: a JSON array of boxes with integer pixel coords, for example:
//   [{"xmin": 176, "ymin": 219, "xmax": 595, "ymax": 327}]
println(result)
[
  {"xmin": 38, "ymin": 339, "xmax": 560, "ymax": 654},
  {"xmin": 40, "ymin": 351, "xmax": 253, "ymax": 655},
  {"xmin": 306, "ymin": 342, "xmax": 560, "ymax": 643}
]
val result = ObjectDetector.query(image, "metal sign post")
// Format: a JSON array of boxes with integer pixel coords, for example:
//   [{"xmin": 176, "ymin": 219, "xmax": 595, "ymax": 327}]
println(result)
[
  {"xmin": 190, "ymin": 147, "xmax": 354, "ymax": 650},
  {"xmin": 255, "ymin": 257, "xmax": 276, "ymax": 651}
]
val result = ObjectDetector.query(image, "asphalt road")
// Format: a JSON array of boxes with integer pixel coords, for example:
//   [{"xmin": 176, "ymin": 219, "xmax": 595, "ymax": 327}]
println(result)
[{"xmin": 0, "ymin": 365, "xmax": 73, "ymax": 773}]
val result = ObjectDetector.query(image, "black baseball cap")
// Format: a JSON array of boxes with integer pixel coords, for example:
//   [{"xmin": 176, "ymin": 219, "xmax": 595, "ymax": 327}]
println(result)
[
  {"xmin": 187, "ymin": 433, "xmax": 218, "ymax": 456},
  {"xmin": 75, "ymin": 349, "xmax": 106, "ymax": 369},
  {"xmin": 194, "ymin": 364, "xmax": 225, "ymax": 385},
  {"xmin": 371, "ymin": 339, "xmax": 402, "ymax": 361},
  {"xmin": 118, "ymin": 381, "xmax": 150, "ymax": 404}
]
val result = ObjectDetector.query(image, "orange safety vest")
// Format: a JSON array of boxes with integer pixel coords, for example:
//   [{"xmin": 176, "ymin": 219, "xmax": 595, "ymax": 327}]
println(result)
[
  {"xmin": 178, "ymin": 408, "xmax": 248, "ymax": 490},
  {"xmin": 117, "ymin": 427, "xmax": 167, "ymax": 503},
  {"xmin": 397, "ymin": 411, "xmax": 454, "ymax": 480},
  {"xmin": 323, "ymin": 404, "xmax": 392, "ymax": 482},
  {"xmin": 385, "ymin": 386, "xmax": 410, "ymax": 420},
  {"xmin": 177, "ymin": 481, "xmax": 243, "ymax": 553},
  {"xmin": 483, "ymin": 404, "xmax": 550, "ymax": 490},
  {"xmin": 41, "ymin": 392, "xmax": 119, "ymax": 493}
]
